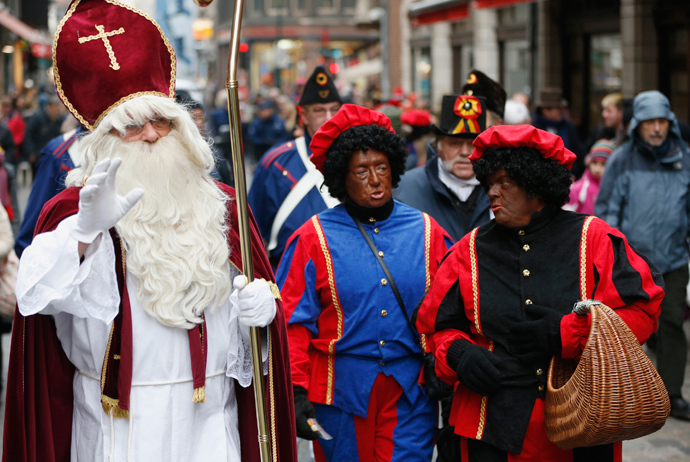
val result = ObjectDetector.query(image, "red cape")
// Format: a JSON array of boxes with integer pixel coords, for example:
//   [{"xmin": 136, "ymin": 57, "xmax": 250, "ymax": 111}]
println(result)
[{"xmin": 2, "ymin": 183, "xmax": 297, "ymax": 462}]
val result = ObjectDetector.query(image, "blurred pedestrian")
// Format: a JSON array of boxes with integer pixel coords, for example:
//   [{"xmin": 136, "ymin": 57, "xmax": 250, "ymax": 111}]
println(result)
[
  {"xmin": 532, "ymin": 87, "xmax": 586, "ymax": 178},
  {"xmin": 247, "ymin": 99, "xmax": 290, "ymax": 162},
  {"xmin": 22, "ymin": 94, "xmax": 65, "ymax": 176},
  {"xmin": 400, "ymin": 109, "xmax": 433, "ymax": 168},
  {"xmin": 596, "ymin": 90, "xmax": 690, "ymax": 421},
  {"xmin": 564, "ymin": 139, "xmax": 614, "ymax": 215},
  {"xmin": 586, "ymin": 92, "xmax": 626, "ymax": 149},
  {"xmin": 14, "ymin": 126, "xmax": 83, "ymax": 257},
  {"xmin": 503, "ymin": 100, "xmax": 531, "ymax": 125},
  {"xmin": 1, "ymin": 95, "xmax": 25, "ymax": 165},
  {"xmin": 248, "ymin": 66, "xmax": 342, "ymax": 270}
]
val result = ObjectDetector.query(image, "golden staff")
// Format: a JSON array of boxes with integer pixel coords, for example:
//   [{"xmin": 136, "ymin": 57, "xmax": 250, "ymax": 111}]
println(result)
[{"xmin": 194, "ymin": 1, "xmax": 271, "ymax": 460}]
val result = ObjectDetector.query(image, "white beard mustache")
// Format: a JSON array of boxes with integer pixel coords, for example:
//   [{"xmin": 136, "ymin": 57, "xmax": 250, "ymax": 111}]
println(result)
[
  {"xmin": 108, "ymin": 131, "xmax": 232, "ymax": 329},
  {"xmin": 441, "ymin": 155, "xmax": 471, "ymax": 173}
]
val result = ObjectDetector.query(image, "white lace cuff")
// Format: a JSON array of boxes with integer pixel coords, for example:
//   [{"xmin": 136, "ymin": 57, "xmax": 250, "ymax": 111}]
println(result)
[{"xmin": 226, "ymin": 267, "xmax": 269, "ymax": 388}]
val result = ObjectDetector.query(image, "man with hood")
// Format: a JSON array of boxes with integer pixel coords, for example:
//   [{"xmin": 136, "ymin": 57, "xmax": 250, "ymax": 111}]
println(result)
[
  {"xmin": 249, "ymin": 67, "xmax": 341, "ymax": 270},
  {"xmin": 596, "ymin": 90, "xmax": 690, "ymax": 421}
]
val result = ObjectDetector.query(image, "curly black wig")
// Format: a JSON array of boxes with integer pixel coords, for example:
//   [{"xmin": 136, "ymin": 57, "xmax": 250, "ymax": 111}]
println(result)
[
  {"xmin": 473, "ymin": 146, "xmax": 572, "ymax": 211},
  {"xmin": 321, "ymin": 124, "xmax": 408, "ymax": 201}
]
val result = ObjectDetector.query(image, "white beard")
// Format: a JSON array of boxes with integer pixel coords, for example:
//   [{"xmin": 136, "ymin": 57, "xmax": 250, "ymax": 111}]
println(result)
[{"xmin": 108, "ymin": 130, "xmax": 232, "ymax": 329}]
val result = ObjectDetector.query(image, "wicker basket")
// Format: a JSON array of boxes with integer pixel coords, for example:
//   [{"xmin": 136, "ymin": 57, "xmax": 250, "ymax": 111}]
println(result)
[{"xmin": 545, "ymin": 301, "xmax": 670, "ymax": 450}]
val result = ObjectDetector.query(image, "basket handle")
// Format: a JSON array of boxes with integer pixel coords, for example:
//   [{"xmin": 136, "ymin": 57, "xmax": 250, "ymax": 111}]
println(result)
[{"xmin": 572, "ymin": 299, "xmax": 601, "ymax": 316}]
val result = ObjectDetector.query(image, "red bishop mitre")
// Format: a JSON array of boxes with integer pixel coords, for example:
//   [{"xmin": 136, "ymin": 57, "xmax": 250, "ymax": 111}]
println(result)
[
  {"xmin": 53, "ymin": 0, "xmax": 176, "ymax": 130},
  {"xmin": 470, "ymin": 125, "xmax": 577, "ymax": 170},
  {"xmin": 309, "ymin": 104, "xmax": 394, "ymax": 173}
]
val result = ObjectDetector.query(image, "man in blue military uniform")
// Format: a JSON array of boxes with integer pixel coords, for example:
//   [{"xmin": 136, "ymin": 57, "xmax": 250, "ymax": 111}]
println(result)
[
  {"xmin": 248, "ymin": 66, "xmax": 342, "ymax": 270},
  {"xmin": 14, "ymin": 126, "xmax": 83, "ymax": 257}
]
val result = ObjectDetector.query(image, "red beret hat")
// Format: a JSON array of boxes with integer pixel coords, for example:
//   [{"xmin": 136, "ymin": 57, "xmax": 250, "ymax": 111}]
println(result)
[
  {"xmin": 309, "ymin": 104, "xmax": 394, "ymax": 173},
  {"xmin": 470, "ymin": 125, "xmax": 577, "ymax": 170},
  {"xmin": 53, "ymin": 0, "xmax": 176, "ymax": 130},
  {"xmin": 401, "ymin": 109, "xmax": 432, "ymax": 127}
]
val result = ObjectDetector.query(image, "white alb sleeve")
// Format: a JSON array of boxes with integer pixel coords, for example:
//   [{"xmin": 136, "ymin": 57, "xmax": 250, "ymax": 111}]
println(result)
[{"xmin": 16, "ymin": 215, "xmax": 120, "ymax": 324}]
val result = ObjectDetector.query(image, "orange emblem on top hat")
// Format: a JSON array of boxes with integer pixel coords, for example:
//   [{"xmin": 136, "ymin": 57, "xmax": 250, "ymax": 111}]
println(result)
[
  {"xmin": 316, "ymin": 72, "xmax": 328, "ymax": 86},
  {"xmin": 452, "ymin": 96, "xmax": 482, "ymax": 134},
  {"xmin": 53, "ymin": 0, "xmax": 177, "ymax": 130},
  {"xmin": 466, "ymin": 73, "xmax": 478, "ymax": 84}
]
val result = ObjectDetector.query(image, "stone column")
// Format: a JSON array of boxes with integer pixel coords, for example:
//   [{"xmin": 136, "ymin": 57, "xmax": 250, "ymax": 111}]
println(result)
[
  {"xmin": 620, "ymin": 0, "xmax": 658, "ymax": 96},
  {"xmin": 399, "ymin": 0, "xmax": 414, "ymax": 94},
  {"xmin": 535, "ymin": 0, "xmax": 562, "ymax": 92},
  {"xmin": 388, "ymin": 0, "xmax": 402, "ymax": 93},
  {"xmin": 431, "ymin": 21, "xmax": 453, "ymax": 106},
  {"xmin": 471, "ymin": 8, "xmax": 499, "ymax": 81}
]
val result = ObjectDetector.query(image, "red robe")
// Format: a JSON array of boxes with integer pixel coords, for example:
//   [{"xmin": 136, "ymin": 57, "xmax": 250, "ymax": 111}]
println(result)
[{"xmin": 2, "ymin": 182, "xmax": 297, "ymax": 462}]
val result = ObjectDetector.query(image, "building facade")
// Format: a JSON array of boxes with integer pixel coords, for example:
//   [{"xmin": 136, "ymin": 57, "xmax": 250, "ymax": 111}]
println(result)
[{"xmin": 405, "ymin": 0, "xmax": 690, "ymax": 133}]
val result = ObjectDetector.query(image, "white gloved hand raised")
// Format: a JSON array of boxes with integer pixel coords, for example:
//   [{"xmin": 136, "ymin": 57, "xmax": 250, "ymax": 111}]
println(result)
[
  {"xmin": 72, "ymin": 158, "xmax": 144, "ymax": 243},
  {"xmin": 233, "ymin": 275, "xmax": 277, "ymax": 327}
]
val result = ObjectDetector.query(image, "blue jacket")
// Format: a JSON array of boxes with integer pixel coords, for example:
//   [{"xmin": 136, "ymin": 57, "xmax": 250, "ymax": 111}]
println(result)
[
  {"xmin": 394, "ymin": 143, "xmax": 491, "ymax": 241},
  {"xmin": 277, "ymin": 202, "xmax": 453, "ymax": 416},
  {"xmin": 15, "ymin": 129, "xmax": 80, "ymax": 256},
  {"xmin": 595, "ymin": 91, "xmax": 690, "ymax": 274}
]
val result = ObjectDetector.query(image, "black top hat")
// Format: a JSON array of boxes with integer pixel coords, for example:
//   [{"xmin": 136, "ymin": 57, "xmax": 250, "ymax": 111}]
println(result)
[
  {"xmin": 298, "ymin": 66, "xmax": 342, "ymax": 106},
  {"xmin": 432, "ymin": 94, "xmax": 487, "ymax": 138},
  {"xmin": 461, "ymin": 70, "xmax": 506, "ymax": 119}
]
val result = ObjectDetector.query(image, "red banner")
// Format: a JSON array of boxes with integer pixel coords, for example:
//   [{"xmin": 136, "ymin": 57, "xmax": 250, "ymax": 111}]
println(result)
[
  {"xmin": 472, "ymin": 0, "xmax": 534, "ymax": 9},
  {"xmin": 411, "ymin": 4, "xmax": 469, "ymax": 27}
]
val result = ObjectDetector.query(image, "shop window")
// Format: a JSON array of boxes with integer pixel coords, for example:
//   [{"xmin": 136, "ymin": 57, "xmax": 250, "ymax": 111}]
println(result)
[
  {"xmin": 413, "ymin": 47, "xmax": 432, "ymax": 105},
  {"xmin": 589, "ymin": 33, "xmax": 622, "ymax": 131},
  {"xmin": 501, "ymin": 39, "xmax": 530, "ymax": 99}
]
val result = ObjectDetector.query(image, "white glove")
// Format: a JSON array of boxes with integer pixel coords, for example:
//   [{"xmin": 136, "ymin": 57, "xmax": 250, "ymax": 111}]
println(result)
[
  {"xmin": 73, "ymin": 158, "xmax": 144, "ymax": 243},
  {"xmin": 233, "ymin": 275, "xmax": 277, "ymax": 327}
]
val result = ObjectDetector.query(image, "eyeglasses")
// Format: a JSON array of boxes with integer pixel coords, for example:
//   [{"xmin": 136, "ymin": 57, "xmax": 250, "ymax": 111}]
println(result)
[{"xmin": 121, "ymin": 117, "xmax": 173, "ymax": 137}]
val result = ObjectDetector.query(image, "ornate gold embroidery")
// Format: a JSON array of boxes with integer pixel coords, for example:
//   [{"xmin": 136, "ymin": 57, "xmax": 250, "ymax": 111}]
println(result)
[
  {"xmin": 52, "ymin": 0, "xmax": 177, "ymax": 130},
  {"xmin": 78, "ymin": 25, "xmax": 125, "ymax": 70},
  {"xmin": 469, "ymin": 227, "xmax": 481, "ymax": 334},
  {"xmin": 579, "ymin": 216, "xmax": 595, "ymax": 300},
  {"xmin": 476, "ymin": 339, "xmax": 494, "ymax": 439},
  {"xmin": 268, "ymin": 281, "xmax": 282, "ymax": 301},
  {"xmin": 312, "ymin": 216, "xmax": 343, "ymax": 405}
]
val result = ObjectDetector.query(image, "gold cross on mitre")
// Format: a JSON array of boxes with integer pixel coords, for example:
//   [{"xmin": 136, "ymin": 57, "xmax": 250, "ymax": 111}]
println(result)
[{"xmin": 78, "ymin": 24, "xmax": 125, "ymax": 70}]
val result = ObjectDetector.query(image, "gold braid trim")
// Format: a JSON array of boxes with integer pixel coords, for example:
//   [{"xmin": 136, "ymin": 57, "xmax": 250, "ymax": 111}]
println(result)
[
  {"xmin": 420, "ymin": 213, "xmax": 433, "ymax": 352},
  {"xmin": 579, "ymin": 216, "xmax": 595, "ymax": 300},
  {"xmin": 100, "ymin": 239, "xmax": 127, "ymax": 418},
  {"xmin": 312, "ymin": 216, "xmax": 342, "ymax": 405},
  {"xmin": 469, "ymin": 227, "xmax": 481, "ymax": 334},
  {"xmin": 475, "ymin": 339, "xmax": 494, "ymax": 439}
]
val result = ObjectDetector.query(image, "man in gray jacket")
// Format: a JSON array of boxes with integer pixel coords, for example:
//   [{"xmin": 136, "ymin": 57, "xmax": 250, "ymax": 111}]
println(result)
[{"xmin": 595, "ymin": 90, "xmax": 690, "ymax": 421}]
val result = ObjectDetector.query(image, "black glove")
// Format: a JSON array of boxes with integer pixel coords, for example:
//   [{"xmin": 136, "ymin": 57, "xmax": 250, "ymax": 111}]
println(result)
[
  {"xmin": 293, "ymin": 386, "xmax": 319, "ymax": 441},
  {"xmin": 509, "ymin": 304, "xmax": 563, "ymax": 360},
  {"xmin": 446, "ymin": 339, "xmax": 501, "ymax": 396}
]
